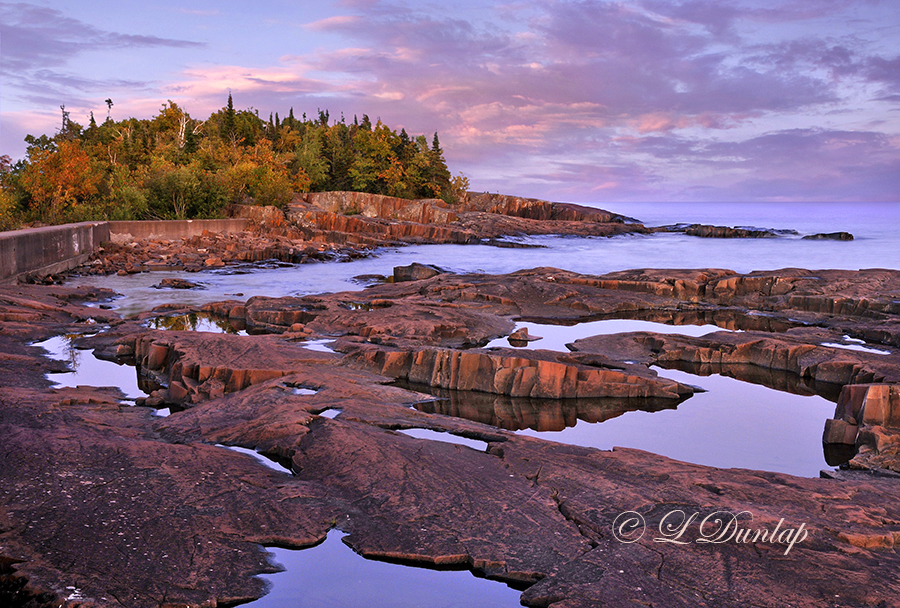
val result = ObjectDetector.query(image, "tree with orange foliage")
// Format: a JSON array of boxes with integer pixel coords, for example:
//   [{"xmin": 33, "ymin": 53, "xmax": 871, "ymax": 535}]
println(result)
[{"xmin": 20, "ymin": 140, "xmax": 102, "ymax": 221}]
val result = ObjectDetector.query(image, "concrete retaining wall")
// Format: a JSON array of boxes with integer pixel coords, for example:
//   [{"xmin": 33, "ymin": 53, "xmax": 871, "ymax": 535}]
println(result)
[
  {"xmin": 108, "ymin": 219, "xmax": 249, "ymax": 240},
  {"xmin": 0, "ymin": 222, "xmax": 110, "ymax": 283},
  {"xmin": 0, "ymin": 218, "xmax": 250, "ymax": 283}
]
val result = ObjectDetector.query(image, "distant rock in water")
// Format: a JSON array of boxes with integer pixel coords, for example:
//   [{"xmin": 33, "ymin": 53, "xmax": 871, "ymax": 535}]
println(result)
[
  {"xmin": 482, "ymin": 237, "xmax": 547, "ymax": 249},
  {"xmin": 683, "ymin": 224, "xmax": 799, "ymax": 238},
  {"xmin": 153, "ymin": 278, "xmax": 204, "ymax": 290},
  {"xmin": 654, "ymin": 223, "xmax": 799, "ymax": 238},
  {"xmin": 803, "ymin": 231, "xmax": 854, "ymax": 241}
]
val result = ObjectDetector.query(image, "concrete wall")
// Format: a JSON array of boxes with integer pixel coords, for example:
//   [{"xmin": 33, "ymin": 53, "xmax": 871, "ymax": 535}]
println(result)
[
  {"xmin": 108, "ymin": 219, "xmax": 248, "ymax": 240},
  {"xmin": 0, "ymin": 222, "xmax": 110, "ymax": 283},
  {"xmin": 0, "ymin": 218, "xmax": 250, "ymax": 283}
]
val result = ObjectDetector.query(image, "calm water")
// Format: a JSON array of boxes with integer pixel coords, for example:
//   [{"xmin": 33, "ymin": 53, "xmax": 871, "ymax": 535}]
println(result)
[
  {"xmin": 67, "ymin": 202, "xmax": 899, "ymax": 316},
  {"xmin": 516, "ymin": 367, "xmax": 834, "ymax": 476},
  {"xmin": 34, "ymin": 335, "xmax": 145, "ymax": 401},
  {"xmin": 484, "ymin": 319, "xmax": 738, "ymax": 352},
  {"xmin": 250, "ymin": 530, "xmax": 523, "ymax": 608}
]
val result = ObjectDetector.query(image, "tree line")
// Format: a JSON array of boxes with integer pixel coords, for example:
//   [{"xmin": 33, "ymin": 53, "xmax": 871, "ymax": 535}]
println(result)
[{"xmin": 0, "ymin": 95, "xmax": 469, "ymax": 230}]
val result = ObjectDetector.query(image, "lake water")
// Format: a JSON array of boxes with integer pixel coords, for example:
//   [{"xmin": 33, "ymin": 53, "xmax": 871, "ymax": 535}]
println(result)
[{"xmin": 67, "ymin": 202, "xmax": 899, "ymax": 316}]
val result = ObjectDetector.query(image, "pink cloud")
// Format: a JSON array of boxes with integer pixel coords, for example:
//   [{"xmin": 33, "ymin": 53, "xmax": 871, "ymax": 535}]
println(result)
[{"xmin": 3, "ymin": 0, "xmax": 897, "ymax": 202}]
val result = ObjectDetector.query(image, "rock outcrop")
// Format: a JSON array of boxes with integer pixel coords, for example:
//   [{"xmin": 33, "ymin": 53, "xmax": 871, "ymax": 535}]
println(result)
[
  {"xmin": 804, "ymin": 231, "xmax": 854, "ymax": 241},
  {"xmin": 4, "ymin": 261, "xmax": 900, "ymax": 607}
]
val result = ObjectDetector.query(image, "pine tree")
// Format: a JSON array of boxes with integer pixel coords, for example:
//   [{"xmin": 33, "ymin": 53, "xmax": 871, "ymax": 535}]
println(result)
[{"xmin": 222, "ymin": 93, "xmax": 236, "ymax": 142}]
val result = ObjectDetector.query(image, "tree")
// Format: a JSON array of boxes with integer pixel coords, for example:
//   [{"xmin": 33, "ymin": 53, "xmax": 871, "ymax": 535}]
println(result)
[
  {"xmin": 105, "ymin": 98, "xmax": 114, "ymax": 122},
  {"xmin": 222, "ymin": 93, "xmax": 236, "ymax": 143},
  {"xmin": 20, "ymin": 140, "xmax": 101, "ymax": 221},
  {"xmin": 0, "ymin": 155, "xmax": 18, "ymax": 229},
  {"xmin": 4, "ymin": 97, "xmax": 459, "ymax": 225},
  {"xmin": 449, "ymin": 172, "xmax": 470, "ymax": 203}
]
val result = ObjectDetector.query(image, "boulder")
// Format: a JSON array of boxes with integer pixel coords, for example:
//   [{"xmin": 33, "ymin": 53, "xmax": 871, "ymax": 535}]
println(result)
[{"xmin": 393, "ymin": 262, "xmax": 445, "ymax": 282}]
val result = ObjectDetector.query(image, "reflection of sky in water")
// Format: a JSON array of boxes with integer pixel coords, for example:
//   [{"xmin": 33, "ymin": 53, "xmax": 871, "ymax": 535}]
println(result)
[
  {"xmin": 820, "ymin": 341, "xmax": 891, "ymax": 355},
  {"xmin": 485, "ymin": 319, "xmax": 735, "ymax": 352},
  {"xmin": 217, "ymin": 445, "xmax": 292, "ymax": 475},
  {"xmin": 35, "ymin": 335, "xmax": 145, "ymax": 401},
  {"xmin": 249, "ymin": 529, "xmax": 522, "ymax": 608},
  {"xmin": 300, "ymin": 339, "xmax": 337, "ymax": 353},
  {"xmin": 398, "ymin": 428, "xmax": 488, "ymax": 451},
  {"xmin": 517, "ymin": 367, "xmax": 834, "ymax": 478}
]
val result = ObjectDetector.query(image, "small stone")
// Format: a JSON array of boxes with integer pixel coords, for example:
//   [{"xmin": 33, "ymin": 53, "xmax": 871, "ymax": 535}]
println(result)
[{"xmin": 508, "ymin": 327, "xmax": 542, "ymax": 345}]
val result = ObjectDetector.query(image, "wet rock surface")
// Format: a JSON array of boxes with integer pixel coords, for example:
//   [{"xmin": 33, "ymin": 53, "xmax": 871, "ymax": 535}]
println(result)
[{"xmin": 2, "ymin": 263, "xmax": 900, "ymax": 607}]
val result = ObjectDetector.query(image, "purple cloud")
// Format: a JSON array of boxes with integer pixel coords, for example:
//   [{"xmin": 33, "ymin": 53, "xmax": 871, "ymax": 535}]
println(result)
[
  {"xmin": 2, "ymin": 1, "xmax": 897, "ymax": 201},
  {"xmin": 0, "ymin": 2, "xmax": 202, "ymax": 73}
]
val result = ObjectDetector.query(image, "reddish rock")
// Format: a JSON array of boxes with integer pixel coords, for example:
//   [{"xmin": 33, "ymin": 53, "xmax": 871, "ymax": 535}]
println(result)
[
  {"xmin": 393, "ymin": 262, "xmax": 443, "ymax": 282},
  {"xmin": 6, "ymin": 263, "xmax": 900, "ymax": 607}
]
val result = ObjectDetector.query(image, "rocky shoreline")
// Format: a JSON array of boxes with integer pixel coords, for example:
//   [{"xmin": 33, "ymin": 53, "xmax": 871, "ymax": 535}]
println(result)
[
  {"xmin": 1, "ymin": 195, "xmax": 896, "ymax": 608},
  {"xmin": 57, "ymin": 191, "xmax": 847, "ymax": 280}
]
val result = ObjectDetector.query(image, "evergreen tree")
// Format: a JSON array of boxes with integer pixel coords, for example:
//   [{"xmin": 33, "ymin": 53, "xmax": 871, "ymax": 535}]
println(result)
[{"xmin": 222, "ymin": 93, "xmax": 236, "ymax": 142}]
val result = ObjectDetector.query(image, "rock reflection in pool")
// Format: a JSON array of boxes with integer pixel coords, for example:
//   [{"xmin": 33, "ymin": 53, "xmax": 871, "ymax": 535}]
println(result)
[
  {"xmin": 249, "ymin": 529, "xmax": 523, "ymax": 608},
  {"xmin": 146, "ymin": 312, "xmax": 247, "ymax": 335},
  {"xmin": 403, "ymin": 381, "xmax": 684, "ymax": 431},
  {"xmin": 405, "ymin": 367, "xmax": 836, "ymax": 477},
  {"xmin": 34, "ymin": 335, "xmax": 146, "ymax": 401}
]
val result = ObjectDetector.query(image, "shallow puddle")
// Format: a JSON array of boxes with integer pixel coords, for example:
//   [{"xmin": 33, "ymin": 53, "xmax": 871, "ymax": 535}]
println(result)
[
  {"xmin": 404, "ymin": 383, "xmax": 680, "ymax": 432},
  {"xmin": 398, "ymin": 428, "xmax": 489, "ymax": 451},
  {"xmin": 217, "ymin": 445, "xmax": 293, "ymax": 475},
  {"xmin": 485, "ymin": 318, "xmax": 737, "ymax": 352},
  {"xmin": 34, "ymin": 335, "xmax": 146, "ymax": 401},
  {"xmin": 146, "ymin": 313, "xmax": 247, "ymax": 335},
  {"xmin": 248, "ymin": 529, "xmax": 523, "ymax": 608},
  {"xmin": 820, "ymin": 340, "xmax": 891, "ymax": 355},
  {"xmin": 300, "ymin": 339, "xmax": 337, "ymax": 353}
]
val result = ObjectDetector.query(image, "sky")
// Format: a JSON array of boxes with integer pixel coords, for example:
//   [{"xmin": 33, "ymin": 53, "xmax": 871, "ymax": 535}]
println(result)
[{"xmin": 1, "ymin": 0, "xmax": 898, "ymax": 203}]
